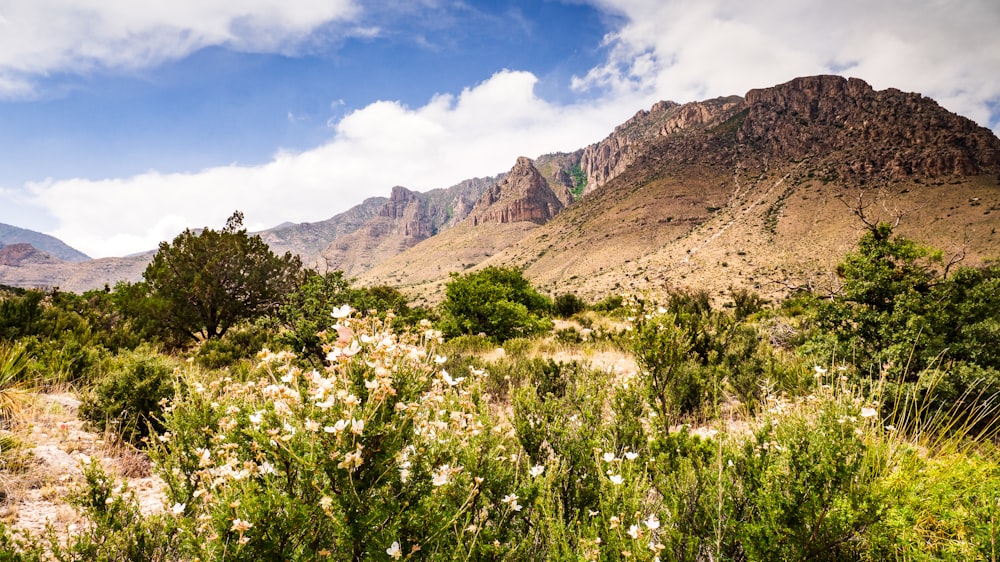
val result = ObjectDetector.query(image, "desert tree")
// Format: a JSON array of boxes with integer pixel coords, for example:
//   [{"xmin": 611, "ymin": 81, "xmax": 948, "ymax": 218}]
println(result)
[{"xmin": 141, "ymin": 211, "xmax": 303, "ymax": 342}]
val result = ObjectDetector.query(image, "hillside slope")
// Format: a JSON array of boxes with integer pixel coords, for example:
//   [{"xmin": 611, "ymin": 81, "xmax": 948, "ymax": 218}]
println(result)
[{"xmin": 361, "ymin": 76, "xmax": 1000, "ymax": 302}]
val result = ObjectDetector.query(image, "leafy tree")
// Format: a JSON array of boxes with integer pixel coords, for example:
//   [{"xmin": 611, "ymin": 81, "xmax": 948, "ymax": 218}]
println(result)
[
  {"xmin": 141, "ymin": 212, "xmax": 302, "ymax": 343},
  {"xmin": 815, "ymin": 221, "xmax": 1000, "ymax": 376},
  {"xmin": 813, "ymin": 221, "xmax": 1000, "ymax": 433},
  {"xmin": 438, "ymin": 266, "xmax": 551, "ymax": 342}
]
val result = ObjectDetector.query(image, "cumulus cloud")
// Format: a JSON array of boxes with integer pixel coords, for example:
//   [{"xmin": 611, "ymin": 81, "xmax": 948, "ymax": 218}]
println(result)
[
  {"xmin": 10, "ymin": 0, "xmax": 1000, "ymax": 258},
  {"xmin": 0, "ymin": 0, "xmax": 359, "ymax": 97},
  {"xmin": 31, "ymin": 70, "xmax": 638, "ymax": 257}
]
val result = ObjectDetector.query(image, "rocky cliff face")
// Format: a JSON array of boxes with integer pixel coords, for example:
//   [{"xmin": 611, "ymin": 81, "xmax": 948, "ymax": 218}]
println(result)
[
  {"xmin": 579, "ymin": 97, "xmax": 742, "ymax": 194},
  {"xmin": 468, "ymin": 157, "xmax": 565, "ymax": 226},
  {"xmin": 738, "ymin": 75, "xmax": 1000, "ymax": 177},
  {"xmin": 577, "ymin": 76, "xmax": 1000, "ymax": 202},
  {"xmin": 315, "ymin": 176, "xmax": 497, "ymax": 276}
]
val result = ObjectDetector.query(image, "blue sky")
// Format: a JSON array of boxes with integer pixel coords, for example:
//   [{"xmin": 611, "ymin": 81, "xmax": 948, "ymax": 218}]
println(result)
[{"xmin": 1, "ymin": 0, "xmax": 998, "ymax": 258}]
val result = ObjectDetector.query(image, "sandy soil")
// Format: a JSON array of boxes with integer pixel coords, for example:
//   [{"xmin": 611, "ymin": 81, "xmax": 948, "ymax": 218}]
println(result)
[{"xmin": 1, "ymin": 392, "xmax": 166, "ymax": 537}]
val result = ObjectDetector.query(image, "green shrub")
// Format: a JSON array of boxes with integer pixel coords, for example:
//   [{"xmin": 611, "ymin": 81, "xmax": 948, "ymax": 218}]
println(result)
[
  {"xmin": 865, "ymin": 447, "xmax": 1000, "ymax": 559},
  {"xmin": 50, "ymin": 460, "xmax": 181, "ymax": 561},
  {"xmin": 0, "ymin": 342, "xmax": 30, "ymax": 427},
  {"xmin": 276, "ymin": 271, "xmax": 427, "ymax": 365},
  {"xmin": 513, "ymin": 363, "xmax": 606, "ymax": 522},
  {"xmin": 147, "ymin": 313, "xmax": 530, "ymax": 560},
  {"xmin": 192, "ymin": 325, "xmax": 268, "ymax": 369},
  {"xmin": 592, "ymin": 294, "xmax": 624, "ymax": 312},
  {"xmin": 438, "ymin": 266, "xmax": 552, "ymax": 342},
  {"xmin": 553, "ymin": 292, "xmax": 587, "ymax": 318},
  {"xmin": 554, "ymin": 327, "xmax": 582, "ymax": 344},
  {"xmin": 79, "ymin": 346, "xmax": 178, "ymax": 445},
  {"xmin": 502, "ymin": 337, "xmax": 532, "ymax": 358},
  {"xmin": 439, "ymin": 333, "xmax": 494, "ymax": 355}
]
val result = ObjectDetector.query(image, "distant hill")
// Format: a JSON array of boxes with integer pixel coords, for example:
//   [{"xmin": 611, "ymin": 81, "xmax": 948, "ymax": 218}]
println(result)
[{"xmin": 0, "ymin": 223, "xmax": 90, "ymax": 262}]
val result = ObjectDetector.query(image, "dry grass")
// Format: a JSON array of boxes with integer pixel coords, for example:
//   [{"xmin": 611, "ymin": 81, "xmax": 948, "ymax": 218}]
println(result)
[{"xmin": 0, "ymin": 391, "xmax": 166, "ymax": 537}]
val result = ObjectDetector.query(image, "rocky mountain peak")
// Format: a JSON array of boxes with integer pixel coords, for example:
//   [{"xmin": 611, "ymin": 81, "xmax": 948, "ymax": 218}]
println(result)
[
  {"xmin": 468, "ymin": 157, "xmax": 565, "ymax": 226},
  {"xmin": 738, "ymin": 75, "xmax": 1000, "ymax": 177},
  {"xmin": 0, "ymin": 243, "xmax": 63, "ymax": 266},
  {"xmin": 380, "ymin": 186, "xmax": 420, "ymax": 219}
]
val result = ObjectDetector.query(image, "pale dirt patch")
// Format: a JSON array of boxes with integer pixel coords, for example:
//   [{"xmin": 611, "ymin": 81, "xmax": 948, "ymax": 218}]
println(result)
[{"xmin": 2, "ymin": 392, "xmax": 166, "ymax": 537}]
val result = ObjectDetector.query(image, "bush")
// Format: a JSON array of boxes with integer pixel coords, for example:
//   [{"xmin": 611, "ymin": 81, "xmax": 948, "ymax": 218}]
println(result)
[
  {"xmin": 147, "ymin": 313, "xmax": 531, "ymax": 560},
  {"xmin": 79, "ymin": 346, "xmax": 178, "ymax": 445},
  {"xmin": 554, "ymin": 327, "xmax": 583, "ymax": 344},
  {"xmin": 553, "ymin": 293, "xmax": 587, "ymax": 318},
  {"xmin": 592, "ymin": 294, "xmax": 624, "ymax": 312},
  {"xmin": 277, "ymin": 271, "xmax": 428, "ymax": 365},
  {"xmin": 438, "ymin": 267, "xmax": 552, "ymax": 343},
  {"xmin": 192, "ymin": 325, "xmax": 268, "ymax": 369}
]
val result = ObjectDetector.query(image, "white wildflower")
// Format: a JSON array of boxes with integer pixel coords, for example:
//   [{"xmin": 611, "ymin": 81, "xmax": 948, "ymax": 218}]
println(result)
[
  {"xmin": 432, "ymin": 465, "xmax": 451, "ymax": 486},
  {"xmin": 627, "ymin": 524, "xmax": 642, "ymax": 539}
]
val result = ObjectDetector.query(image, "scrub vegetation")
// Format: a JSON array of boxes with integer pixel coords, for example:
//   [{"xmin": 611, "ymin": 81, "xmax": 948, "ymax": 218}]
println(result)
[{"xmin": 0, "ymin": 215, "xmax": 998, "ymax": 561}]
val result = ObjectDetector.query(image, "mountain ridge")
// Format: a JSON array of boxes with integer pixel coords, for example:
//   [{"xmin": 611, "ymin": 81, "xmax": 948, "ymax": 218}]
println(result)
[
  {"xmin": 0, "ymin": 223, "xmax": 90, "ymax": 263},
  {"xmin": 357, "ymin": 75, "xmax": 1000, "ymax": 302},
  {"xmin": 2, "ymin": 75, "xmax": 998, "ymax": 297}
]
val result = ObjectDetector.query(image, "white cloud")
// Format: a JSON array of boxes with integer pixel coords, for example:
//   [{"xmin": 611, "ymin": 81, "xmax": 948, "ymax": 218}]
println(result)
[
  {"xmin": 0, "ymin": 0, "xmax": 359, "ymax": 97},
  {"xmin": 30, "ymin": 70, "xmax": 639, "ymax": 258},
  {"xmin": 10, "ymin": 0, "xmax": 1000, "ymax": 258}
]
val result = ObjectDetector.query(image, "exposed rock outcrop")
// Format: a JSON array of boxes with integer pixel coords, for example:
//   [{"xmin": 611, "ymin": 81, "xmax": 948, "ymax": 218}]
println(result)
[
  {"xmin": 315, "ymin": 177, "xmax": 498, "ymax": 276},
  {"xmin": 468, "ymin": 157, "xmax": 565, "ymax": 226},
  {"xmin": 579, "ymin": 97, "xmax": 742, "ymax": 194},
  {"xmin": 0, "ymin": 243, "xmax": 63, "ymax": 266},
  {"xmin": 738, "ymin": 75, "xmax": 1000, "ymax": 177},
  {"xmin": 578, "ymin": 76, "xmax": 1000, "ymax": 201}
]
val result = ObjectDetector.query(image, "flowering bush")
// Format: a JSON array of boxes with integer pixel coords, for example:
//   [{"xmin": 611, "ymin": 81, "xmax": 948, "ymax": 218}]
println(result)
[
  {"xmin": 149, "ymin": 310, "xmax": 532, "ymax": 559},
  {"xmin": 3, "ymin": 304, "xmax": 998, "ymax": 561}
]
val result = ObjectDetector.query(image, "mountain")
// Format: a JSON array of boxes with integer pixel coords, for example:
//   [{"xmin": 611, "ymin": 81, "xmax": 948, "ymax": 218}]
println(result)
[
  {"xmin": 0, "ymin": 223, "xmax": 90, "ymax": 262},
  {"xmin": 0, "ymin": 251, "xmax": 153, "ymax": 292},
  {"xmin": 0, "ymin": 244, "xmax": 64, "ymax": 266},
  {"xmin": 359, "ymin": 75, "xmax": 1000, "ymax": 302},
  {"xmin": 256, "ymin": 196, "xmax": 388, "ymax": 266},
  {"xmin": 313, "ymin": 176, "xmax": 498, "ymax": 277},
  {"xmin": 356, "ymin": 157, "xmax": 571, "ymax": 303},
  {"xmin": 468, "ymin": 157, "xmax": 566, "ymax": 226},
  {"xmin": 3, "ymin": 75, "xmax": 998, "ymax": 299}
]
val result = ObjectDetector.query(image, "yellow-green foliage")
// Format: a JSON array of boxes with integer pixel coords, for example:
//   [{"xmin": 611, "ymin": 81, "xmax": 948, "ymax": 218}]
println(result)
[{"xmin": 0, "ymin": 342, "xmax": 29, "ymax": 426}]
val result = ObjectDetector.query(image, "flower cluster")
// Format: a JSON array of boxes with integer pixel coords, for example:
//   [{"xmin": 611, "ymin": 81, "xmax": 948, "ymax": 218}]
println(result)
[{"xmin": 151, "ymin": 309, "xmax": 512, "ymax": 558}]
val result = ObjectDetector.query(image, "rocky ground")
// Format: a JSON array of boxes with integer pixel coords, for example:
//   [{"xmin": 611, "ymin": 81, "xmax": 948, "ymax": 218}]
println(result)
[{"xmin": 1, "ymin": 392, "xmax": 166, "ymax": 537}]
